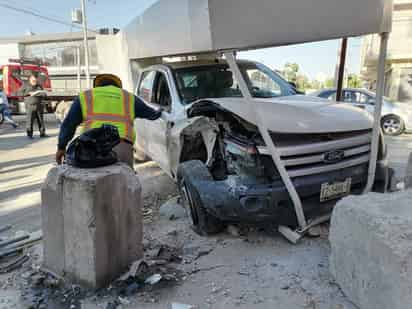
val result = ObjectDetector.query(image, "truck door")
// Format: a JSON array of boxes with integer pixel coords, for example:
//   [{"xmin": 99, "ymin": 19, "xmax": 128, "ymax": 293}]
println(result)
[
  {"xmin": 136, "ymin": 70, "xmax": 156, "ymax": 155},
  {"xmin": 137, "ymin": 69, "xmax": 173, "ymax": 172},
  {"xmin": 145, "ymin": 70, "xmax": 173, "ymax": 172}
]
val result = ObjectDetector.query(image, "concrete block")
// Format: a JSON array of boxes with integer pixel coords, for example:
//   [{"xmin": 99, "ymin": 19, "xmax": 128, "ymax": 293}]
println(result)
[
  {"xmin": 329, "ymin": 190, "xmax": 412, "ymax": 309},
  {"xmin": 41, "ymin": 163, "xmax": 142, "ymax": 288},
  {"xmin": 405, "ymin": 152, "xmax": 412, "ymax": 189}
]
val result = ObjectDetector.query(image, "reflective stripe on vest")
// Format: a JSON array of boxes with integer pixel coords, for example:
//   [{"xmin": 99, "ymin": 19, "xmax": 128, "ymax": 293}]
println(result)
[{"xmin": 80, "ymin": 86, "xmax": 135, "ymax": 142}]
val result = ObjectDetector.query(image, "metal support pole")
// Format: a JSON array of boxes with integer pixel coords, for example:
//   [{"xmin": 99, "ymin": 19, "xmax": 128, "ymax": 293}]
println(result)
[
  {"xmin": 336, "ymin": 38, "xmax": 348, "ymax": 102},
  {"xmin": 80, "ymin": 0, "xmax": 91, "ymax": 89},
  {"xmin": 364, "ymin": 32, "xmax": 389, "ymax": 193},
  {"xmin": 76, "ymin": 46, "xmax": 81, "ymax": 91},
  {"xmin": 224, "ymin": 51, "xmax": 307, "ymax": 231}
]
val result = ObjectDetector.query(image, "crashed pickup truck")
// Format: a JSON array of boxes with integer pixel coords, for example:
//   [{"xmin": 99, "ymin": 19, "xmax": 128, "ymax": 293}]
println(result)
[{"xmin": 134, "ymin": 59, "xmax": 389, "ymax": 235}]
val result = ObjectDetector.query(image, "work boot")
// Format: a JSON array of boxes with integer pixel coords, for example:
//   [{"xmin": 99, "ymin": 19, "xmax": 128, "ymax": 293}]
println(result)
[{"xmin": 27, "ymin": 131, "xmax": 33, "ymax": 139}]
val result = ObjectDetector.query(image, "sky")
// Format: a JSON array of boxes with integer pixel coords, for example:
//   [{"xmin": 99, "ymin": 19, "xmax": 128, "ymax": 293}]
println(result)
[{"xmin": 0, "ymin": 0, "xmax": 362, "ymax": 80}]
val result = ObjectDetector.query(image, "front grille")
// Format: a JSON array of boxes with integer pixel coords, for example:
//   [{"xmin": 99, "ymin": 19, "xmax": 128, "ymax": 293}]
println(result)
[{"xmin": 258, "ymin": 130, "xmax": 372, "ymax": 178}]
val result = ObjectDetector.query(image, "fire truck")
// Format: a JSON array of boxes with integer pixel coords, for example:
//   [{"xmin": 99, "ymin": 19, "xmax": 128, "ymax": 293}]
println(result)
[{"xmin": 0, "ymin": 58, "xmax": 76, "ymax": 114}]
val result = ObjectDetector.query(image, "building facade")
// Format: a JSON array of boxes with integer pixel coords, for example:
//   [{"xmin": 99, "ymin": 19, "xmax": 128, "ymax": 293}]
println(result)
[
  {"xmin": 361, "ymin": 0, "xmax": 412, "ymax": 104},
  {"xmin": 0, "ymin": 31, "xmax": 103, "ymax": 92}
]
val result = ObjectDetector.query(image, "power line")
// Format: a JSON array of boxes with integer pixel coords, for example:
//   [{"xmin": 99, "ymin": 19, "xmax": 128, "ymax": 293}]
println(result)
[
  {"xmin": 9, "ymin": 0, "xmax": 72, "ymax": 24},
  {"xmin": 0, "ymin": 3, "xmax": 97, "ymax": 33}
]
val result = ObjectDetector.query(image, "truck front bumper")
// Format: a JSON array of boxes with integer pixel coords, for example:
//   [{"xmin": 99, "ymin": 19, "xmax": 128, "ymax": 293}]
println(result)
[{"xmin": 193, "ymin": 160, "xmax": 390, "ymax": 224}]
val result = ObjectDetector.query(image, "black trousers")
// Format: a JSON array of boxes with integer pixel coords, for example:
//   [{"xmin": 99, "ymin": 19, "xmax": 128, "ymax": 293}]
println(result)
[{"xmin": 26, "ymin": 103, "xmax": 45, "ymax": 135}]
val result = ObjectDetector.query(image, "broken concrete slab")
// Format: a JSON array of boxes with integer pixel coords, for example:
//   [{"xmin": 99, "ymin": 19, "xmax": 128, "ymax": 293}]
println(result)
[
  {"xmin": 41, "ymin": 163, "xmax": 143, "ymax": 288},
  {"xmin": 329, "ymin": 190, "xmax": 412, "ymax": 309},
  {"xmin": 159, "ymin": 197, "xmax": 187, "ymax": 220},
  {"xmin": 405, "ymin": 152, "xmax": 412, "ymax": 189}
]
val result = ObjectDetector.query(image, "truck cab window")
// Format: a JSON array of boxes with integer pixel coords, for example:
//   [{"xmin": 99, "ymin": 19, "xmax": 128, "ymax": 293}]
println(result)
[
  {"xmin": 153, "ymin": 72, "xmax": 172, "ymax": 110},
  {"xmin": 138, "ymin": 71, "xmax": 156, "ymax": 102},
  {"xmin": 245, "ymin": 69, "xmax": 282, "ymax": 98}
]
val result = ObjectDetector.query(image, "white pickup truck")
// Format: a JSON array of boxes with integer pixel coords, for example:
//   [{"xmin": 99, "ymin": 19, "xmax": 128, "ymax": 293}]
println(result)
[{"xmin": 133, "ymin": 58, "xmax": 389, "ymax": 235}]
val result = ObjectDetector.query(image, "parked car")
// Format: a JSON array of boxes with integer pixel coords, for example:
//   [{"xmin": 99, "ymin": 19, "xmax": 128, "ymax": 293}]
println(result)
[
  {"xmin": 310, "ymin": 88, "xmax": 412, "ymax": 136},
  {"xmin": 133, "ymin": 59, "xmax": 389, "ymax": 235}
]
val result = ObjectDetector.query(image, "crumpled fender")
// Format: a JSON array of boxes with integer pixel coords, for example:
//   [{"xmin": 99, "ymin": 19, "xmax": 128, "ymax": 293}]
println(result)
[{"xmin": 168, "ymin": 116, "xmax": 218, "ymax": 178}]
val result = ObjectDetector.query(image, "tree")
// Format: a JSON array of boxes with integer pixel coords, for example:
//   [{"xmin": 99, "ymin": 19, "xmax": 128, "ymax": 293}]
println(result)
[
  {"xmin": 283, "ymin": 63, "xmax": 300, "ymax": 83},
  {"xmin": 311, "ymin": 79, "xmax": 322, "ymax": 90},
  {"xmin": 296, "ymin": 74, "xmax": 311, "ymax": 91},
  {"xmin": 324, "ymin": 78, "xmax": 335, "ymax": 88},
  {"xmin": 347, "ymin": 74, "xmax": 362, "ymax": 88}
]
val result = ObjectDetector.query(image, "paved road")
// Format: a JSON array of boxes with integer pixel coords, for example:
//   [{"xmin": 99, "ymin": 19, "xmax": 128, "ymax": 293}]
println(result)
[
  {"xmin": 0, "ymin": 124, "xmax": 57, "ymax": 233},
  {"xmin": 386, "ymin": 134, "xmax": 412, "ymax": 179},
  {"xmin": 0, "ymin": 120, "xmax": 411, "ymax": 234}
]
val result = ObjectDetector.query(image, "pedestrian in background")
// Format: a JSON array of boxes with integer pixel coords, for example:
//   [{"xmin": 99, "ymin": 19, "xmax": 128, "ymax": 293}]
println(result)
[
  {"xmin": 0, "ymin": 83, "xmax": 18, "ymax": 128},
  {"xmin": 18, "ymin": 74, "xmax": 47, "ymax": 138}
]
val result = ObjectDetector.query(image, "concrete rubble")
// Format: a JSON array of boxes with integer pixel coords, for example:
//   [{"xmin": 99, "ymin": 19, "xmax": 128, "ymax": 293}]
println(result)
[
  {"xmin": 330, "ymin": 190, "xmax": 412, "ymax": 309},
  {"xmin": 41, "ymin": 163, "xmax": 143, "ymax": 288},
  {"xmin": 159, "ymin": 197, "xmax": 187, "ymax": 220}
]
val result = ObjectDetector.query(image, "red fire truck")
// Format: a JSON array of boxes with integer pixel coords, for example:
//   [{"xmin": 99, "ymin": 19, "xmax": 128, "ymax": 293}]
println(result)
[{"xmin": 0, "ymin": 58, "xmax": 76, "ymax": 114}]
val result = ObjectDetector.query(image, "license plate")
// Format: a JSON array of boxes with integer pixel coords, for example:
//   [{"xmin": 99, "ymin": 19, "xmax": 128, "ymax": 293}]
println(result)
[{"xmin": 320, "ymin": 178, "xmax": 352, "ymax": 202}]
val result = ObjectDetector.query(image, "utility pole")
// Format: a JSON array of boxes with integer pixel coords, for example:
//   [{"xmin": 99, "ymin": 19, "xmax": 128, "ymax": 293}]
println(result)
[
  {"xmin": 336, "ymin": 38, "xmax": 348, "ymax": 102},
  {"xmin": 76, "ymin": 46, "xmax": 81, "ymax": 91},
  {"xmin": 80, "ymin": 0, "xmax": 91, "ymax": 88}
]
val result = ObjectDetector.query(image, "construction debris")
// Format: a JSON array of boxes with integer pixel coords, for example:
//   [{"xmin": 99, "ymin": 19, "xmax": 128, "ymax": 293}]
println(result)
[
  {"xmin": 159, "ymin": 197, "xmax": 187, "ymax": 220},
  {"xmin": 145, "ymin": 274, "xmax": 162, "ymax": 285},
  {"xmin": 0, "ymin": 228, "xmax": 42, "ymax": 274},
  {"xmin": 171, "ymin": 303, "xmax": 195, "ymax": 309},
  {"xmin": 0, "ymin": 254, "xmax": 30, "ymax": 274},
  {"xmin": 0, "ymin": 234, "xmax": 30, "ymax": 248},
  {"xmin": 0, "ymin": 225, "xmax": 12, "ymax": 234}
]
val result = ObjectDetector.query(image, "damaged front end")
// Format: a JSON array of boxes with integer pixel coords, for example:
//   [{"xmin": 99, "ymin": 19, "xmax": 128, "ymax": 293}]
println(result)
[{"xmin": 173, "ymin": 99, "xmax": 389, "ymax": 230}]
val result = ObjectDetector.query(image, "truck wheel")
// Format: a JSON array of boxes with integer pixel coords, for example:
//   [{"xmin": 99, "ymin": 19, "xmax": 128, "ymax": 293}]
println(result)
[
  {"xmin": 381, "ymin": 115, "xmax": 404, "ymax": 136},
  {"xmin": 177, "ymin": 160, "xmax": 224, "ymax": 236}
]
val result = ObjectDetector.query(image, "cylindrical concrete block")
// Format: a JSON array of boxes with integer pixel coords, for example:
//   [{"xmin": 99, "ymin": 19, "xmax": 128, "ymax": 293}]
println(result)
[{"xmin": 41, "ymin": 163, "xmax": 142, "ymax": 288}]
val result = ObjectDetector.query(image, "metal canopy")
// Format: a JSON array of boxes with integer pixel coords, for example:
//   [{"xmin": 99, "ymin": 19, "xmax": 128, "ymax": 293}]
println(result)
[{"xmin": 123, "ymin": 0, "xmax": 392, "ymax": 59}]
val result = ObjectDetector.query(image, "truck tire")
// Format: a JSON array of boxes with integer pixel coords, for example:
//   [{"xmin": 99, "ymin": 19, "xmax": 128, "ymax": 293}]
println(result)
[{"xmin": 177, "ymin": 160, "xmax": 224, "ymax": 236}]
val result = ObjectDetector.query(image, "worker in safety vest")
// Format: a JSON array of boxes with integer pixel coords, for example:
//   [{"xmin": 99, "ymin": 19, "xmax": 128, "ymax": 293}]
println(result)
[{"xmin": 55, "ymin": 74, "xmax": 162, "ymax": 167}]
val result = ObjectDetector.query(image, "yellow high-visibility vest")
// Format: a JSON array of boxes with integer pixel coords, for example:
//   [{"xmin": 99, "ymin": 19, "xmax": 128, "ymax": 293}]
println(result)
[{"xmin": 79, "ymin": 86, "xmax": 135, "ymax": 143}]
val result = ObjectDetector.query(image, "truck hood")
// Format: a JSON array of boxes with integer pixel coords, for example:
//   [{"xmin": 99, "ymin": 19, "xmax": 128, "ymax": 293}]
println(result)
[{"xmin": 205, "ymin": 95, "xmax": 373, "ymax": 133}]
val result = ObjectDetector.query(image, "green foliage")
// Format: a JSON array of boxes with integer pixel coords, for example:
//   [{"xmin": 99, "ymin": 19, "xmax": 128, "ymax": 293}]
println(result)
[
  {"xmin": 324, "ymin": 78, "xmax": 335, "ymax": 88},
  {"xmin": 281, "ymin": 63, "xmax": 362, "ymax": 92},
  {"xmin": 347, "ymin": 74, "xmax": 362, "ymax": 88},
  {"xmin": 283, "ymin": 62, "xmax": 300, "ymax": 83}
]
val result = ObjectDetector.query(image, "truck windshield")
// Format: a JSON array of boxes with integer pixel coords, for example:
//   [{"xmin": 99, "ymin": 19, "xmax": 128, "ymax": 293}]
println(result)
[{"xmin": 174, "ymin": 62, "xmax": 297, "ymax": 104}]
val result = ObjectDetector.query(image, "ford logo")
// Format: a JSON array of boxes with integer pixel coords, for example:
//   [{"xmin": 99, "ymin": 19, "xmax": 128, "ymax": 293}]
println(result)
[{"xmin": 323, "ymin": 150, "xmax": 345, "ymax": 164}]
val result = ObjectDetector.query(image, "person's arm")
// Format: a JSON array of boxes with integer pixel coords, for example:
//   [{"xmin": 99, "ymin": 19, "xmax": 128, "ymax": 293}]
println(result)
[
  {"xmin": 134, "ymin": 95, "xmax": 162, "ymax": 120},
  {"xmin": 58, "ymin": 97, "xmax": 83, "ymax": 150},
  {"xmin": 56, "ymin": 97, "xmax": 83, "ymax": 164}
]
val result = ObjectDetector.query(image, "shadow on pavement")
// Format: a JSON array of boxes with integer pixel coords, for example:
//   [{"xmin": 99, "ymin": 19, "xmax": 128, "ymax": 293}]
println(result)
[
  {"xmin": 0, "ymin": 174, "xmax": 31, "ymax": 184},
  {"xmin": 0, "ymin": 206, "xmax": 41, "ymax": 233},
  {"xmin": 0, "ymin": 182, "xmax": 43, "ymax": 204},
  {"xmin": 0, "ymin": 131, "xmax": 58, "ymax": 152},
  {"xmin": 0, "ymin": 154, "xmax": 53, "ymax": 173}
]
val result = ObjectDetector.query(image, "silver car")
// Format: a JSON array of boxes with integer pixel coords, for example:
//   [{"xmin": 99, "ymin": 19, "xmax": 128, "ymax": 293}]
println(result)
[{"xmin": 310, "ymin": 88, "xmax": 412, "ymax": 136}]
